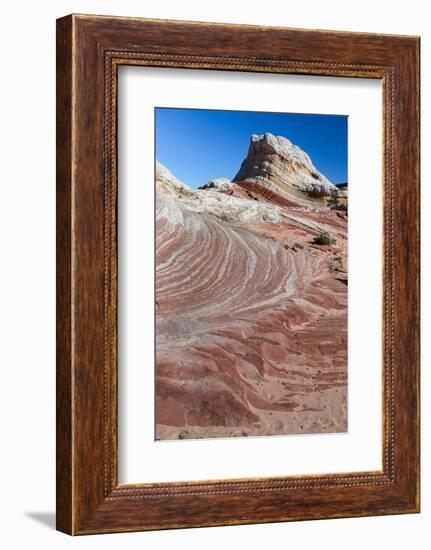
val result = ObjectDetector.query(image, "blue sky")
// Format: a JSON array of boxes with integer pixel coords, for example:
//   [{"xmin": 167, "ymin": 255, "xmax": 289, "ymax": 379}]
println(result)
[{"xmin": 155, "ymin": 108, "xmax": 348, "ymax": 189}]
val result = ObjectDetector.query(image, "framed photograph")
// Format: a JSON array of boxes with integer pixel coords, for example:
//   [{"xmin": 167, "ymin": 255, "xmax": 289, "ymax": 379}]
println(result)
[{"xmin": 56, "ymin": 14, "xmax": 420, "ymax": 535}]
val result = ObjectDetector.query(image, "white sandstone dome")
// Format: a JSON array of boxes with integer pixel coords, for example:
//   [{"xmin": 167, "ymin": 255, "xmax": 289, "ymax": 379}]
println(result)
[{"xmin": 233, "ymin": 133, "xmax": 340, "ymax": 201}]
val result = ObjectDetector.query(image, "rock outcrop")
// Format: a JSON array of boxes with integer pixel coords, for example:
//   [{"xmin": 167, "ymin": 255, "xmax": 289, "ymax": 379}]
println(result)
[
  {"xmin": 155, "ymin": 135, "xmax": 348, "ymax": 441},
  {"xmin": 198, "ymin": 177, "xmax": 232, "ymax": 192},
  {"xmin": 156, "ymin": 161, "xmax": 194, "ymax": 198},
  {"xmin": 233, "ymin": 133, "xmax": 341, "ymax": 205},
  {"xmin": 156, "ymin": 162, "xmax": 284, "ymax": 225},
  {"xmin": 335, "ymin": 182, "xmax": 348, "ymax": 198}
]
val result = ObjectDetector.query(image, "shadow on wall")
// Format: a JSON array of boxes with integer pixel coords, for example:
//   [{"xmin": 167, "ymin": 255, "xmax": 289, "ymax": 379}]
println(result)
[{"xmin": 25, "ymin": 512, "xmax": 55, "ymax": 530}]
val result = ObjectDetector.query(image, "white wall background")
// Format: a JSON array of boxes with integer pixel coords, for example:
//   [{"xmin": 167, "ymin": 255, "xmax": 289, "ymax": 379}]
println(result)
[{"xmin": 0, "ymin": 0, "xmax": 427, "ymax": 548}]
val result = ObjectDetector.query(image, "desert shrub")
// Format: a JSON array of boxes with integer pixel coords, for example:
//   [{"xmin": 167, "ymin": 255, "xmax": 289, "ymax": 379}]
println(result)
[{"xmin": 313, "ymin": 232, "xmax": 336, "ymax": 246}]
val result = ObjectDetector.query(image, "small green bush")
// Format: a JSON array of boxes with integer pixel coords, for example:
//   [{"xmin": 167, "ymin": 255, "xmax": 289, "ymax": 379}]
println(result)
[{"xmin": 313, "ymin": 232, "xmax": 336, "ymax": 246}]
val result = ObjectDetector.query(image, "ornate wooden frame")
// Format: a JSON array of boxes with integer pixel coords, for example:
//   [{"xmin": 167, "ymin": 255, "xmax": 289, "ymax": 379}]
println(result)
[{"xmin": 56, "ymin": 14, "xmax": 420, "ymax": 535}]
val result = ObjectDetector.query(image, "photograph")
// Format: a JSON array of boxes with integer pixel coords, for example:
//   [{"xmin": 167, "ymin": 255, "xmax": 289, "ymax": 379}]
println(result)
[{"xmin": 155, "ymin": 107, "xmax": 349, "ymax": 440}]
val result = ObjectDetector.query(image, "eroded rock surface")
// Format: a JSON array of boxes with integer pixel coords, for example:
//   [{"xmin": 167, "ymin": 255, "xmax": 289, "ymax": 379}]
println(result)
[
  {"xmin": 234, "ymin": 133, "xmax": 341, "ymax": 206},
  {"xmin": 155, "ymin": 136, "xmax": 347, "ymax": 440},
  {"xmin": 198, "ymin": 177, "xmax": 233, "ymax": 192}
]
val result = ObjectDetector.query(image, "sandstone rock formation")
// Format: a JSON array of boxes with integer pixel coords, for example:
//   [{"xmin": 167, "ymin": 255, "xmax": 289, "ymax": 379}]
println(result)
[
  {"xmin": 155, "ymin": 136, "xmax": 348, "ymax": 440},
  {"xmin": 157, "ymin": 163, "xmax": 284, "ymax": 225},
  {"xmin": 198, "ymin": 177, "xmax": 232, "ymax": 192},
  {"xmin": 233, "ymin": 133, "xmax": 341, "ymax": 206},
  {"xmin": 156, "ymin": 161, "xmax": 194, "ymax": 198}
]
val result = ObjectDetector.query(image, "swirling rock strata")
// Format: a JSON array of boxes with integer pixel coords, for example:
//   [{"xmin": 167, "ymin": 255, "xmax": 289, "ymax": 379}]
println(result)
[{"xmin": 155, "ymin": 145, "xmax": 347, "ymax": 440}]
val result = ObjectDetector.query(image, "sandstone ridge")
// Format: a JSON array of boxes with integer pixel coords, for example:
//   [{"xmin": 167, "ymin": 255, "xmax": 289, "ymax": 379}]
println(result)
[
  {"xmin": 233, "ymin": 133, "xmax": 342, "ymax": 205},
  {"xmin": 156, "ymin": 161, "xmax": 284, "ymax": 225}
]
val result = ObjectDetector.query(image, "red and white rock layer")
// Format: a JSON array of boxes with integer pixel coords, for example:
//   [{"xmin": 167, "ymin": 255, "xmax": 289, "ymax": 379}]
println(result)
[{"xmin": 155, "ymin": 135, "xmax": 347, "ymax": 440}]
